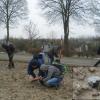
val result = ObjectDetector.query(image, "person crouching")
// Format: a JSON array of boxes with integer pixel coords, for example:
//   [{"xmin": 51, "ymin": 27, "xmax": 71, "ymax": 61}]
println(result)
[
  {"xmin": 39, "ymin": 64, "xmax": 63, "ymax": 88},
  {"xmin": 27, "ymin": 59, "xmax": 42, "ymax": 82}
]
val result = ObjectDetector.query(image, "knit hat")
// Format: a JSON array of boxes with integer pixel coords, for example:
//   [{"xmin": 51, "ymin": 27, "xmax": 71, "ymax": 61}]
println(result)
[{"xmin": 40, "ymin": 64, "xmax": 49, "ymax": 70}]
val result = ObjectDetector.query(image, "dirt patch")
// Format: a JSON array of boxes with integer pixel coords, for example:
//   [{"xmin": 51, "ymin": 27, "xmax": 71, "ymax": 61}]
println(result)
[
  {"xmin": 73, "ymin": 67, "xmax": 100, "ymax": 99},
  {"xmin": 0, "ymin": 61, "xmax": 72, "ymax": 100}
]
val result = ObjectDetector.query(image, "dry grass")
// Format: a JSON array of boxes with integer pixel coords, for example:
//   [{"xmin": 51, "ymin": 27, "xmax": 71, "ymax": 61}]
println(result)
[{"xmin": 0, "ymin": 61, "xmax": 72, "ymax": 100}]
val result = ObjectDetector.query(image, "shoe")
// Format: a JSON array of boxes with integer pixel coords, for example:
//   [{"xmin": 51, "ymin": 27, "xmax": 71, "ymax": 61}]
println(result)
[{"xmin": 55, "ymin": 84, "xmax": 60, "ymax": 90}]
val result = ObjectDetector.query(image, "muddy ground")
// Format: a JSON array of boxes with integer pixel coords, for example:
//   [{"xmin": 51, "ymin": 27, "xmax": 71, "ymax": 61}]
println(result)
[
  {"xmin": 73, "ymin": 67, "xmax": 100, "ymax": 100},
  {"xmin": 0, "ymin": 61, "xmax": 73, "ymax": 100}
]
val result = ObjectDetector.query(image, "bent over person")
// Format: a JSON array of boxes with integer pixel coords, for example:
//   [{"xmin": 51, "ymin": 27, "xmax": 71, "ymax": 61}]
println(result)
[
  {"xmin": 39, "ymin": 64, "xmax": 63, "ymax": 88},
  {"xmin": 2, "ymin": 42, "xmax": 15, "ymax": 69},
  {"xmin": 27, "ymin": 58, "xmax": 42, "ymax": 82}
]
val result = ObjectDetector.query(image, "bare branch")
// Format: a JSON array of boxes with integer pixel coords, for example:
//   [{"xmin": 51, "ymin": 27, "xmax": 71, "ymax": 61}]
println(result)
[
  {"xmin": 0, "ymin": 0, "xmax": 28, "ymax": 42},
  {"xmin": 24, "ymin": 21, "xmax": 39, "ymax": 41},
  {"xmin": 0, "ymin": 0, "xmax": 28, "ymax": 26}
]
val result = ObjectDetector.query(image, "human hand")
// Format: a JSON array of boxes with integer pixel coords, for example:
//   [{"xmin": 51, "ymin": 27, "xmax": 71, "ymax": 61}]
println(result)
[
  {"xmin": 39, "ymin": 76, "xmax": 43, "ymax": 80},
  {"xmin": 29, "ymin": 75, "xmax": 34, "ymax": 81},
  {"xmin": 29, "ymin": 76, "xmax": 40, "ymax": 81}
]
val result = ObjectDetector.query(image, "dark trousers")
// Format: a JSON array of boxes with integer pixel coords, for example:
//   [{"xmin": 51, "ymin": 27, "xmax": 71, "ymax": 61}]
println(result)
[
  {"xmin": 38, "ymin": 70, "xmax": 48, "ymax": 86},
  {"xmin": 48, "ymin": 55, "xmax": 54, "ymax": 64},
  {"xmin": 8, "ymin": 53, "xmax": 14, "ymax": 68}
]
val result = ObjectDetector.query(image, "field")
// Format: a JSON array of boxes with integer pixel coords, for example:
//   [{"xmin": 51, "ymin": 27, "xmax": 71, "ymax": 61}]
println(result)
[
  {"xmin": 0, "ymin": 53, "xmax": 100, "ymax": 100},
  {"xmin": 0, "ymin": 61, "xmax": 73, "ymax": 100}
]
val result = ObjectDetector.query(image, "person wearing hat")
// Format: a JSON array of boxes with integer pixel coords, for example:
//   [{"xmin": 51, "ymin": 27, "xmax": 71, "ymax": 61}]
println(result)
[{"xmin": 39, "ymin": 64, "xmax": 63, "ymax": 87}]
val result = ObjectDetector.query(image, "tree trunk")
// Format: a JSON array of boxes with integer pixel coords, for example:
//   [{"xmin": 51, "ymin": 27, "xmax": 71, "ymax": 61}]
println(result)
[
  {"xmin": 6, "ymin": 21, "xmax": 9, "ymax": 43},
  {"xmin": 64, "ymin": 17, "xmax": 70, "ymax": 56},
  {"xmin": 64, "ymin": 33, "xmax": 69, "ymax": 56},
  {"xmin": 6, "ymin": 0, "xmax": 9, "ymax": 44}
]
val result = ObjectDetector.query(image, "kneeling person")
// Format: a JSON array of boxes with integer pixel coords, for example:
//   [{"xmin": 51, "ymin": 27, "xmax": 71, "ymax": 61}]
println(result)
[
  {"xmin": 39, "ymin": 64, "xmax": 63, "ymax": 87},
  {"xmin": 27, "ymin": 59, "xmax": 42, "ymax": 82}
]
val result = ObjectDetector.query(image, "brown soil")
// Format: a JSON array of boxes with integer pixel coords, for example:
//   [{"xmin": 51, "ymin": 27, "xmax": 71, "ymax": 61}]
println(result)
[{"xmin": 0, "ymin": 61, "xmax": 72, "ymax": 100}]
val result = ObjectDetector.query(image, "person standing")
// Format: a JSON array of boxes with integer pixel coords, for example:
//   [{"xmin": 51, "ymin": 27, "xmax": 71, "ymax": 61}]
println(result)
[{"xmin": 2, "ymin": 42, "xmax": 15, "ymax": 69}]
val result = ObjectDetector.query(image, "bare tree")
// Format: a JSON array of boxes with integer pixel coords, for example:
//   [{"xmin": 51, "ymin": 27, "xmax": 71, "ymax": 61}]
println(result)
[
  {"xmin": 0, "ymin": 0, "xmax": 28, "ymax": 43},
  {"xmin": 24, "ymin": 21, "xmax": 40, "ymax": 46},
  {"xmin": 90, "ymin": 0, "xmax": 100, "ymax": 35},
  {"xmin": 39, "ymin": 0, "xmax": 87, "ymax": 56},
  {"xmin": 90, "ymin": 0, "xmax": 100, "ymax": 16}
]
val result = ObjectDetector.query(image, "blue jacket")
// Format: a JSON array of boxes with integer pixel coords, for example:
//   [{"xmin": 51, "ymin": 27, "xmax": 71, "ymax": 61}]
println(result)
[{"xmin": 27, "ymin": 59, "xmax": 41, "ymax": 78}]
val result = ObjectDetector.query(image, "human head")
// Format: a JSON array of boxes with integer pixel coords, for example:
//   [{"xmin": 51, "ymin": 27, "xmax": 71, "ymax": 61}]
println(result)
[
  {"xmin": 33, "ymin": 55, "xmax": 38, "ymax": 60},
  {"xmin": 40, "ymin": 64, "xmax": 48, "ymax": 71},
  {"xmin": 32, "ymin": 61, "xmax": 38, "ymax": 69}
]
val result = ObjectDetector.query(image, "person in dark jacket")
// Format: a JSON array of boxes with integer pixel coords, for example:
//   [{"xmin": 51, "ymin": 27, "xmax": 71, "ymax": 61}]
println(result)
[
  {"xmin": 27, "ymin": 58, "xmax": 42, "ymax": 82},
  {"xmin": 47, "ymin": 48, "xmax": 58, "ymax": 64},
  {"xmin": 2, "ymin": 42, "xmax": 15, "ymax": 69}
]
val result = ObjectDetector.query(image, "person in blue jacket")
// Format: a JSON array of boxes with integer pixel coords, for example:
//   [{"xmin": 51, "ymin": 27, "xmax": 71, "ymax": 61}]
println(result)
[{"xmin": 27, "ymin": 58, "xmax": 42, "ymax": 81}]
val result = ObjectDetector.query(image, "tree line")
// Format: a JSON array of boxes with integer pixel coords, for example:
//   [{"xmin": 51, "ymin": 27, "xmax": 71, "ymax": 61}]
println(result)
[
  {"xmin": 0, "ymin": 0, "xmax": 100, "ymax": 56},
  {"xmin": 0, "ymin": 37, "xmax": 100, "ymax": 57}
]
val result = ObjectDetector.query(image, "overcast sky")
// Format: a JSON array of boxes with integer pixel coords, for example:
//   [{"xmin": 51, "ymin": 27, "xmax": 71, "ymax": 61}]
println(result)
[{"xmin": 0, "ymin": 0, "xmax": 97, "ymax": 39}]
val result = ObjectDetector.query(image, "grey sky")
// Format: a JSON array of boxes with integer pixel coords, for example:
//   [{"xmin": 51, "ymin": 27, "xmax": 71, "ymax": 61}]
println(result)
[{"xmin": 0, "ymin": 0, "xmax": 97, "ymax": 39}]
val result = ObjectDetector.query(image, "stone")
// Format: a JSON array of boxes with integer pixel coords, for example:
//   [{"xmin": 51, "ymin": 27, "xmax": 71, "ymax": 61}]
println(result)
[
  {"xmin": 78, "ymin": 74, "xmax": 86, "ymax": 80},
  {"xmin": 92, "ymin": 92, "xmax": 100, "ymax": 96},
  {"xmin": 74, "ymin": 90, "xmax": 80, "ymax": 95},
  {"xmin": 82, "ymin": 84, "xmax": 91, "ymax": 90},
  {"xmin": 73, "ymin": 68, "xmax": 79, "ymax": 75},
  {"xmin": 88, "ymin": 67, "xmax": 96, "ymax": 73}
]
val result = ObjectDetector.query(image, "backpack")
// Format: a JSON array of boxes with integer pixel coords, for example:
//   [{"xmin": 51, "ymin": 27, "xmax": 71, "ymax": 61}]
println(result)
[
  {"xmin": 97, "ymin": 47, "xmax": 100, "ymax": 55},
  {"xmin": 52, "ymin": 62, "xmax": 68, "ymax": 75},
  {"xmin": 9, "ymin": 44, "xmax": 15, "ymax": 52}
]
